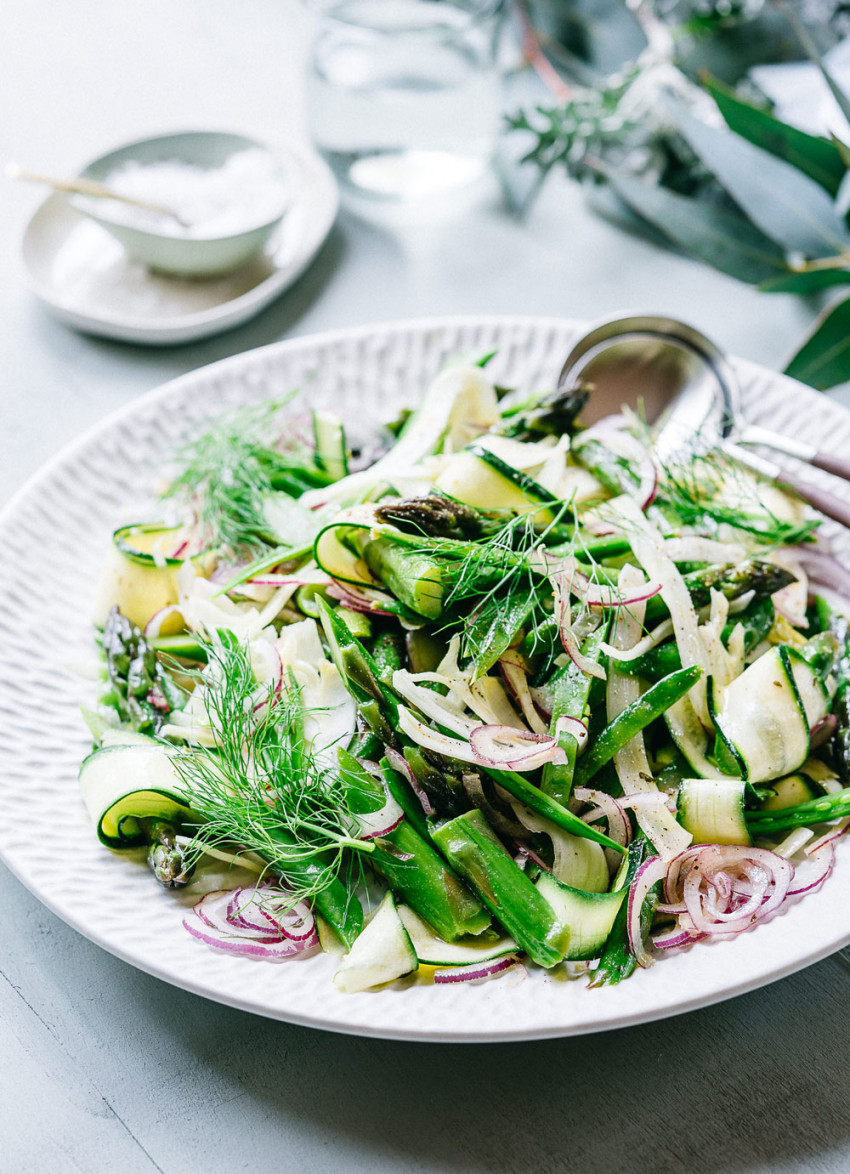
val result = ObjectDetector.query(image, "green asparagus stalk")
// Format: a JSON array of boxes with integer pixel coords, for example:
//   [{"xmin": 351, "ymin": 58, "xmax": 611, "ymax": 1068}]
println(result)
[
  {"xmin": 338, "ymin": 750, "xmax": 489, "ymax": 939},
  {"xmin": 364, "ymin": 537, "xmax": 446, "ymax": 619},
  {"xmin": 432, "ymin": 809, "xmax": 571, "ymax": 967},
  {"xmin": 643, "ymin": 560, "xmax": 795, "ymax": 625}
]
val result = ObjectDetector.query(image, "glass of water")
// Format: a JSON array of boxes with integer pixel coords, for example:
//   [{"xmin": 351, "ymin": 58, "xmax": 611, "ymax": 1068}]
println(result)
[{"xmin": 306, "ymin": 0, "xmax": 503, "ymax": 198}]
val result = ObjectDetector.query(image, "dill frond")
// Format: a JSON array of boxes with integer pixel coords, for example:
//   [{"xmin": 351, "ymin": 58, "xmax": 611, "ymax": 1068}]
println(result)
[
  {"xmin": 162, "ymin": 399, "xmax": 332, "ymax": 559},
  {"xmin": 170, "ymin": 635, "xmax": 371, "ymax": 905},
  {"xmin": 658, "ymin": 449, "xmax": 818, "ymax": 546}
]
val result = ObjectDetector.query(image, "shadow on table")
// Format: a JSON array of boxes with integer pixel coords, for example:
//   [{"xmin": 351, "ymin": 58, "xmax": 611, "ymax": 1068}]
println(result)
[{"xmin": 142, "ymin": 953, "xmax": 850, "ymax": 1174}]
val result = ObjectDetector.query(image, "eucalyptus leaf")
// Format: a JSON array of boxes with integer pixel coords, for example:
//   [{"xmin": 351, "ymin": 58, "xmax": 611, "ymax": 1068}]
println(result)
[
  {"xmin": 704, "ymin": 75, "xmax": 846, "ymax": 197},
  {"xmin": 585, "ymin": 182, "xmax": 674, "ymax": 251},
  {"xmin": 603, "ymin": 168, "xmax": 790, "ymax": 285},
  {"xmin": 664, "ymin": 94, "xmax": 850, "ymax": 258},
  {"xmin": 784, "ymin": 296, "xmax": 850, "ymax": 389},
  {"xmin": 759, "ymin": 267, "xmax": 850, "ymax": 294},
  {"xmin": 774, "ymin": 0, "xmax": 850, "ymax": 131}
]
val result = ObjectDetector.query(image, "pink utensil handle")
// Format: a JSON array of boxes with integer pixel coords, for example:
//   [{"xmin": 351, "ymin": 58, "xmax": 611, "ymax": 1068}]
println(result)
[
  {"xmin": 812, "ymin": 450, "xmax": 850, "ymax": 485},
  {"xmin": 778, "ymin": 469, "xmax": 850, "ymax": 530}
]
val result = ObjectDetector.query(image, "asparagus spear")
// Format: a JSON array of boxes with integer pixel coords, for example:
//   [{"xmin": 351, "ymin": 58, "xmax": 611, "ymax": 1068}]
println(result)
[
  {"xmin": 432, "ymin": 809, "xmax": 571, "ymax": 967},
  {"xmin": 364, "ymin": 537, "xmax": 447, "ymax": 619},
  {"xmin": 643, "ymin": 559, "xmax": 795, "ymax": 625},
  {"xmin": 338, "ymin": 751, "xmax": 490, "ymax": 939},
  {"xmin": 146, "ymin": 820, "xmax": 195, "ymax": 888}
]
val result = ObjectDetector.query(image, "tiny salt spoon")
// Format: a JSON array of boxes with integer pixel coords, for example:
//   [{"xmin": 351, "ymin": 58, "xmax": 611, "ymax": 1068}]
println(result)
[
  {"xmin": 558, "ymin": 312, "xmax": 850, "ymax": 531},
  {"xmin": 5, "ymin": 163, "xmax": 190, "ymax": 228}
]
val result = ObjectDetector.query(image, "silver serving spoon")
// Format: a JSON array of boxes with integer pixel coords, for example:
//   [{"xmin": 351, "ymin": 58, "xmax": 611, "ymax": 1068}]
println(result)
[{"xmin": 558, "ymin": 313, "xmax": 850, "ymax": 530}]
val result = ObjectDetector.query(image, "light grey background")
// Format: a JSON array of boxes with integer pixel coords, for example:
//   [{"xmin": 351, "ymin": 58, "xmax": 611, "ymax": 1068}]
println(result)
[{"xmin": 2, "ymin": 3, "xmax": 849, "ymax": 1171}]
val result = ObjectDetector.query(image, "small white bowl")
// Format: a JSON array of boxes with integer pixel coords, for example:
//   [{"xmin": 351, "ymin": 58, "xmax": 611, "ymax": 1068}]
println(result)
[{"xmin": 70, "ymin": 130, "xmax": 291, "ymax": 278}]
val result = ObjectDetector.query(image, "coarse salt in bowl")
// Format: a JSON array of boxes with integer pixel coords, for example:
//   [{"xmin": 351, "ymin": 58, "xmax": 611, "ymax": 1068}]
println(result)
[{"xmin": 70, "ymin": 131, "xmax": 291, "ymax": 278}]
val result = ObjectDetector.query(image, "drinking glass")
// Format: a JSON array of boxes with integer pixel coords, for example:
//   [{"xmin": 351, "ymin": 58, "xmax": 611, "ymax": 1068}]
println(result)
[{"xmin": 306, "ymin": 0, "xmax": 503, "ymax": 198}]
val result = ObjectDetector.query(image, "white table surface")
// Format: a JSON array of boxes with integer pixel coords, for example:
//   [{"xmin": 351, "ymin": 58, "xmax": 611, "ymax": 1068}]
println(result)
[{"xmin": 4, "ymin": 3, "xmax": 850, "ymax": 1171}]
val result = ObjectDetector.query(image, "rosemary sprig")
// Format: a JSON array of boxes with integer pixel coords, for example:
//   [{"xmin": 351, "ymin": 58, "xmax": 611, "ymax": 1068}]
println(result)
[{"xmin": 170, "ymin": 635, "xmax": 373, "ymax": 905}]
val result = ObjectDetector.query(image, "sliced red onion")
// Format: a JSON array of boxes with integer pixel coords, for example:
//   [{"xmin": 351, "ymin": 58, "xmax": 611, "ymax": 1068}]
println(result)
[
  {"xmin": 547, "ymin": 558, "xmax": 661, "ymax": 610},
  {"xmin": 397, "ymin": 705, "xmax": 478, "ymax": 764},
  {"xmin": 513, "ymin": 840, "xmax": 552, "ymax": 872},
  {"xmin": 469, "ymin": 724, "xmax": 560, "ymax": 772},
  {"xmin": 664, "ymin": 844, "xmax": 794, "ymax": 938},
  {"xmin": 383, "ymin": 747, "xmax": 435, "ymax": 817},
  {"xmin": 433, "ymin": 955, "xmax": 522, "ymax": 984},
  {"xmin": 550, "ymin": 573, "xmax": 607, "ymax": 681},
  {"xmin": 627, "ymin": 855, "xmax": 669, "ymax": 968},
  {"xmin": 572, "ymin": 786, "xmax": 631, "ymax": 847},
  {"xmin": 144, "ymin": 605, "xmax": 185, "ymax": 639},
  {"xmin": 806, "ymin": 816, "xmax": 850, "ymax": 855},
  {"xmin": 326, "ymin": 580, "xmax": 396, "ymax": 617},
  {"xmin": 186, "ymin": 886, "xmax": 318, "ymax": 960},
  {"xmin": 788, "ymin": 843, "xmax": 835, "ymax": 897},
  {"xmin": 653, "ymin": 924, "xmax": 706, "ymax": 951},
  {"xmin": 791, "ymin": 546, "xmax": 850, "ymax": 604},
  {"xmin": 555, "ymin": 714, "xmax": 589, "ymax": 753},
  {"xmin": 810, "ymin": 713, "xmax": 838, "ymax": 749}
]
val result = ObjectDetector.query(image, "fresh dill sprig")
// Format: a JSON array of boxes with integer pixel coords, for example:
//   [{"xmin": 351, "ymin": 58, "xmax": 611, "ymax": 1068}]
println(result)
[
  {"xmin": 170, "ymin": 634, "xmax": 372, "ymax": 905},
  {"xmin": 658, "ymin": 449, "xmax": 819, "ymax": 546},
  {"xmin": 162, "ymin": 399, "xmax": 332, "ymax": 559},
  {"xmin": 436, "ymin": 502, "xmax": 575, "ymax": 668}
]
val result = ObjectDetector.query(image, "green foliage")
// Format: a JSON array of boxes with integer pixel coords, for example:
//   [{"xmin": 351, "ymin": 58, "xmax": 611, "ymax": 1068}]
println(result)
[
  {"xmin": 163, "ymin": 399, "xmax": 332, "ymax": 559},
  {"xmin": 510, "ymin": 1, "xmax": 850, "ymax": 388}
]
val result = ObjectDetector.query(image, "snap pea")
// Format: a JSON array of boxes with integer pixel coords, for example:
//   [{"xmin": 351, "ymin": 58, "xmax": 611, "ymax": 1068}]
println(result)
[
  {"xmin": 539, "ymin": 624, "xmax": 609, "ymax": 806},
  {"xmin": 621, "ymin": 596, "xmax": 775, "ymax": 682},
  {"xmin": 573, "ymin": 665, "xmax": 702, "ymax": 787},
  {"xmin": 589, "ymin": 833, "xmax": 651, "ymax": 987},
  {"xmin": 747, "ymin": 785, "xmax": 850, "ymax": 835}
]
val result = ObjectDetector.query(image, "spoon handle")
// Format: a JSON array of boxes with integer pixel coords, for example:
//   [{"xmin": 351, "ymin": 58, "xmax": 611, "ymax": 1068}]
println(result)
[
  {"xmin": 776, "ymin": 469, "xmax": 850, "ymax": 532},
  {"xmin": 738, "ymin": 424, "xmax": 850, "ymax": 488},
  {"xmin": 723, "ymin": 439, "xmax": 850, "ymax": 531},
  {"xmin": 811, "ymin": 450, "xmax": 850, "ymax": 485}
]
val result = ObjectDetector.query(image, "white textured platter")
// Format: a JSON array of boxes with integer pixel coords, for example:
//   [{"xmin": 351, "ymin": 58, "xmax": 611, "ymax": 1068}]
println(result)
[
  {"xmin": 2, "ymin": 315, "xmax": 850, "ymax": 1043},
  {"xmin": 20, "ymin": 140, "xmax": 338, "ymax": 345}
]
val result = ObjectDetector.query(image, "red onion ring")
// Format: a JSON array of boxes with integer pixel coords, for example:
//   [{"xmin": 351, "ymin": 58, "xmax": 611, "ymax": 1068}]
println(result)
[
  {"xmin": 433, "ymin": 956, "xmax": 523, "ymax": 984},
  {"xmin": 788, "ymin": 843, "xmax": 835, "ymax": 896},
  {"xmin": 186, "ymin": 886, "xmax": 319, "ymax": 960},
  {"xmin": 326, "ymin": 581, "xmax": 396, "ymax": 616},
  {"xmin": 627, "ymin": 856, "xmax": 669, "ymax": 968},
  {"xmin": 572, "ymin": 786, "xmax": 631, "ymax": 847},
  {"xmin": 384, "ymin": 747, "xmax": 435, "ymax": 817},
  {"xmin": 469, "ymin": 724, "xmax": 560, "ymax": 772},
  {"xmin": 810, "ymin": 714, "xmax": 838, "ymax": 749}
]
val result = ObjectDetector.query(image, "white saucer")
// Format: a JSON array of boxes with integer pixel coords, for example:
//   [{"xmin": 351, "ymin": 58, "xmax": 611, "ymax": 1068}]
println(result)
[{"xmin": 20, "ymin": 140, "xmax": 339, "ymax": 345}]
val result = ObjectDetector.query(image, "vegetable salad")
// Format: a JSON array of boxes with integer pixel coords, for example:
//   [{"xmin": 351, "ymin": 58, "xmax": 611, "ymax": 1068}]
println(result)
[{"xmin": 80, "ymin": 358, "xmax": 850, "ymax": 992}]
